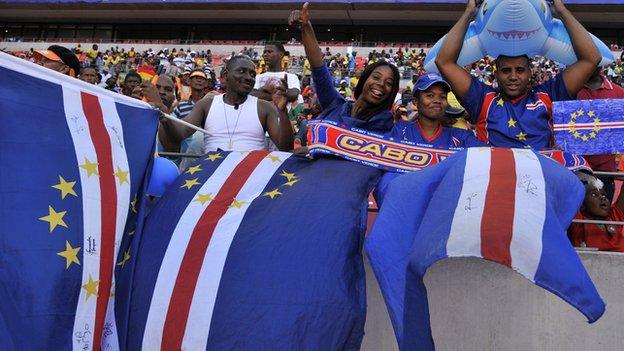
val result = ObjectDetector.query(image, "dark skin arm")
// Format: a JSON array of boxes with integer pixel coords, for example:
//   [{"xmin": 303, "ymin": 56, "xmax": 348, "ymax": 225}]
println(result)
[
  {"xmin": 159, "ymin": 95, "xmax": 214, "ymax": 143},
  {"xmin": 552, "ymin": 0, "xmax": 602, "ymax": 97},
  {"xmin": 262, "ymin": 75, "xmax": 294, "ymax": 151},
  {"xmin": 434, "ymin": 0, "xmax": 481, "ymax": 100},
  {"xmin": 289, "ymin": 2, "xmax": 324, "ymax": 69},
  {"xmin": 252, "ymin": 85, "xmax": 300, "ymax": 103}
]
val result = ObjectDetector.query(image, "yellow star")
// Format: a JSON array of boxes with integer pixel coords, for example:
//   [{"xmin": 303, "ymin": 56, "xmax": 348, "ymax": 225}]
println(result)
[
  {"xmin": 516, "ymin": 132, "xmax": 527, "ymax": 141},
  {"xmin": 39, "ymin": 205, "xmax": 68, "ymax": 232},
  {"xmin": 570, "ymin": 112, "xmax": 578, "ymax": 119},
  {"xmin": 186, "ymin": 165, "xmax": 203, "ymax": 175},
  {"xmin": 593, "ymin": 117, "xmax": 601, "ymax": 124},
  {"xmin": 590, "ymin": 131, "xmax": 597, "ymax": 138},
  {"xmin": 280, "ymin": 170, "xmax": 298, "ymax": 182},
  {"xmin": 113, "ymin": 166, "xmax": 129, "ymax": 185},
  {"xmin": 507, "ymin": 118, "xmax": 517, "ymax": 128},
  {"xmin": 130, "ymin": 196, "xmax": 137, "ymax": 213},
  {"xmin": 229, "ymin": 198, "xmax": 248, "ymax": 209},
  {"xmin": 194, "ymin": 193, "xmax": 214, "ymax": 205},
  {"xmin": 79, "ymin": 157, "xmax": 99, "ymax": 178},
  {"xmin": 57, "ymin": 240, "xmax": 81, "ymax": 269},
  {"xmin": 263, "ymin": 189, "xmax": 283, "ymax": 199},
  {"xmin": 496, "ymin": 98, "xmax": 504, "ymax": 106},
  {"xmin": 205, "ymin": 153, "xmax": 223, "ymax": 162},
  {"xmin": 284, "ymin": 179, "xmax": 300, "ymax": 187},
  {"xmin": 593, "ymin": 125, "xmax": 601, "ymax": 132},
  {"xmin": 181, "ymin": 178, "xmax": 201, "ymax": 190},
  {"xmin": 588, "ymin": 110, "xmax": 595, "ymax": 117},
  {"xmin": 116, "ymin": 249, "xmax": 130, "ymax": 268},
  {"xmin": 577, "ymin": 109, "xmax": 585, "ymax": 116},
  {"xmin": 51, "ymin": 175, "xmax": 77, "ymax": 199},
  {"xmin": 581, "ymin": 135, "xmax": 589, "ymax": 142},
  {"xmin": 82, "ymin": 274, "xmax": 99, "ymax": 300},
  {"xmin": 573, "ymin": 131, "xmax": 581, "ymax": 138},
  {"xmin": 569, "ymin": 127, "xmax": 577, "ymax": 133},
  {"xmin": 265, "ymin": 154, "xmax": 281, "ymax": 163}
]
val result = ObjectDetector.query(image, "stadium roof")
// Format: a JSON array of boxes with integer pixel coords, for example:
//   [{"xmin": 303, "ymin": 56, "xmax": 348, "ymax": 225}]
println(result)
[{"xmin": 1, "ymin": 0, "xmax": 623, "ymax": 26}]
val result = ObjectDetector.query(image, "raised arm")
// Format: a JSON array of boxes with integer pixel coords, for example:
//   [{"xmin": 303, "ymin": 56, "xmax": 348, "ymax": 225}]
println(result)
[
  {"xmin": 159, "ymin": 96, "xmax": 211, "ymax": 143},
  {"xmin": 553, "ymin": 0, "xmax": 601, "ymax": 97},
  {"xmin": 289, "ymin": 2, "xmax": 323, "ymax": 68},
  {"xmin": 434, "ymin": 0, "xmax": 480, "ymax": 99}
]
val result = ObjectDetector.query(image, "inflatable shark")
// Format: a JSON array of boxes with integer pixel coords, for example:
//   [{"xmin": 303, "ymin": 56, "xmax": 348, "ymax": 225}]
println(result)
[{"xmin": 424, "ymin": 0, "xmax": 615, "ymax": 73}]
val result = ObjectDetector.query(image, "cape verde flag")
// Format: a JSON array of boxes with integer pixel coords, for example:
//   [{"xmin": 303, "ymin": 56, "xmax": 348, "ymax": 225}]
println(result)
[
  {"xmin": 366, "ymin": 148, "xmax": 605, "ymax": 350},
  {"xmin": 553, "ymin": 98, "xmax": 624, "ymax": 154},
  {"xmin": 125, "ymin": 151, "xmax": 382, "ymax": 350},
  {"xmin": 0, "ymin": 52, "xmax": 159, "ymax": 349}
]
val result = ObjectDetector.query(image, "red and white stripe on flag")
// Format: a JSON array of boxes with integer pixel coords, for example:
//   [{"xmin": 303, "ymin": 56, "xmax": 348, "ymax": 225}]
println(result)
[
  {"xmin": 63, "ymin": 87, "xmax": 131, "ymax": 350},
  {"xmin": 446, "ymin": 148, "xmax": 546, "ymax": 281},
  {"xmin": 142, "ymin": 150, "xmax": 291, "ymax": 350}
]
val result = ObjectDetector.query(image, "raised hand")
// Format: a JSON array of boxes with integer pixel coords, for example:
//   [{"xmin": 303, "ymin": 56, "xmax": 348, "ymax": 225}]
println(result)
[{"xmin": 288, "ymin": 2, "xmax": 310, "ymax": 29}]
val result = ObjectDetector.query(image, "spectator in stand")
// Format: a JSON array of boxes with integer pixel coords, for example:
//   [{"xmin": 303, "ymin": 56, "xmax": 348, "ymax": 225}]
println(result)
[
  {"xmin": 577, "ymin": 66, "xmax": 624, "ymax": 201},
  {"xmin": 568, "ymin": 172, "xmax": 624, "ymax": 252},
  {"xmin": 159, "ymin": 55, "xmax": 293, "ymax": 153},
  {"xmin": 173, "ymin": 69, "xmax": 210, "ymax": 152},
  {"xmin": 289, "ymin": 3, "xmax": 399, "ymax": 136},
  {"xmin": 86, "ymin": 44, "xmax": 98, "ymax": 64},
  {"xmin": 253, "ymin": 43, "xmax": 301, "ymax": 105},
  {"xmin": 435, "ymin": 0, "xmax": 601, "ymax": 149},
  {"xmin": 122, "ymin": 70, "xmax": 142, "ymax": 96},
  {"xmin": 78, "ymin": 66, "xmax": 99, "ymax": 85},
  {"xmin": 395, "ymin": 74, "xmax": 484, "ymax": 148},
  {"xmin": 34, "ymin": 45, "xmax": 81, "ymax": 78}
]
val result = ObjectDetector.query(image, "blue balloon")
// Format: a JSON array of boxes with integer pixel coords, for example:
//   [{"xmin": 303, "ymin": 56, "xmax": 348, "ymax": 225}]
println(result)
[
  {"xmin": 146, "ymin": 157, "xmax": 179, "ymax": 197},
  {"xmin": 424, "ymin": 0, "xmax": 615, "ymax": 73}
]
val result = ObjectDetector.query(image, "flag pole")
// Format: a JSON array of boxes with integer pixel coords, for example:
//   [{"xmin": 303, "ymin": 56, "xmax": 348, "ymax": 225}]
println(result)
[{"xmin": 158, "ymin": 110, "xmax": 212, "ymax": 137}]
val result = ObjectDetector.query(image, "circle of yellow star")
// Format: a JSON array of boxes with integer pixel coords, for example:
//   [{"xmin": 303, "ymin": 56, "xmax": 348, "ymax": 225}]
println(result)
[
  {"xmin": 263, "ymin": 189, "xmax": 283, "ymax": 199},
  {"xmin": 80, "ymin": 157, "xmax": 99, "ymax": 178},
  {"xmin": 280, "ymin": 170, "xmax": 298, "ymax": 182},
  {"xmin": 82, "ymin": 274, "xmax": 99, "ymax": 301},
  {"xmin": 265, "ymin": 154, "xmax": 281, "ymax": 163},
  {"xmin": 284, "ymin": 179, "xmax": 300, "ymax": 187},
  {"xmin": 205, "ymin": 153, "xmax": 223, "ymax": 162},
  {"xmin": 52, "ymin": 175, "xmax": 77, "ymax": 199},
  {"xmin": 194, "ymin": 193, "xmax": 214, "ymax": 205},
  {"xmin": 229, "ymin": 198, "xmax": 248, "ymax": 209},
  {"xmin": 116, "ymin": 249, "xmax": 131, "ymax": 268},
  {"xmin": 507, "ymin": 118, "xmax": 517, "ymax": 128},
  {"xmin": 516, "ymin": 132, "xmax": 527, "ymax": 141},
  {"xmin": 114, "ymin": 166, "xmax": 129, "ymax": 185},
  {"xmin": 181, "ymin": 178, "xmax": 201, "ymax": 190},
  {"xmin": 57, "ymin": 240, "xmax": 81, "ymax": 269},
  {"xmin": 186, "ymin": 165, "xmax": 203, "ymax": 175},
  {"xmin": 39, "ymin": 205, "xmax": 68, "ymax": 232}
]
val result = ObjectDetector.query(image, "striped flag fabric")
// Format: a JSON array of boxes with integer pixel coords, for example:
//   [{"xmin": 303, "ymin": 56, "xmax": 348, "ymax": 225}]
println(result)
[
  {"xmin": 0, "ymin": 51, "xmax": 159, "ymax": 349},
  {"xmin": 553, "ymin": 98, "xmax": 624, "ymax": 154},
  {"xmin": 124, "ymin": 150, "xmax": 382, "ymax": 350},
  {"xmin": 366, "ymin": 147, "xmax": 606, "ymax": 350}
]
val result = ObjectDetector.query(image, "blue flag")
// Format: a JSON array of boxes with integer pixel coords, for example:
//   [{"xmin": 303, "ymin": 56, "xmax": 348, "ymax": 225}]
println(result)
[
  {"xmin": 554, "ymin": 98, "xmax": 624, "ymax": 154},
  {"xmin": 124, "ymin": 151, "xmax": 381, "ymax": 350},
  {"xmin": 0, "ymin": 52, "xmax": 158, "ymax": 349},
  {"xmin": 366, "ymin": 147, "xmax": 605, "ymax": 350}
]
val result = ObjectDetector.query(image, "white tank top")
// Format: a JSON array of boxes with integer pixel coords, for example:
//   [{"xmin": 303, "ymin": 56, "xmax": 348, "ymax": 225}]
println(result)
[{"xmin": 203, "ymin": 94, "xmax": 267, "ymax": 152}]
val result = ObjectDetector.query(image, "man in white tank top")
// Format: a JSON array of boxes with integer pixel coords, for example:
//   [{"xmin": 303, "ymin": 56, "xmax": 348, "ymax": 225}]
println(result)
[{"xmin": 159, "ymin": 55, "xmax": 293, "ymax": 152}]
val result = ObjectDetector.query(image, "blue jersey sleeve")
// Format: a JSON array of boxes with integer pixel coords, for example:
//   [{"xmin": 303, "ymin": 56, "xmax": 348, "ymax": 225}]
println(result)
[
  {"xmin": 311, "ymin": 65, "xmax": 343, "ymax": 110},
  {"xmin": 536, "ymin": 72, "xmax": 572, "ymax": 101},
  {"xmin": 459, "ymin": 77, "xmax": 493, "ymax": 124}
]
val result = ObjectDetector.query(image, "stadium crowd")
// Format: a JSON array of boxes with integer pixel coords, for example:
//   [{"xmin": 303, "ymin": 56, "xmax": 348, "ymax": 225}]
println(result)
[{"xmin": 3, "ymin": 0, "xmax": 624, "ymax": 253}]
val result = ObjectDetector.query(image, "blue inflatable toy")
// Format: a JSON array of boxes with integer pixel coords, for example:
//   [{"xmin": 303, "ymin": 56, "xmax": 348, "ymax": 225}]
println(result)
[
  {"xmin": 424, "ymin": 0, "xmax": 615, "ymax": 73},
  {"xmin": 146, "ymin": 157, "xmax": 179, "ymax": 197}
]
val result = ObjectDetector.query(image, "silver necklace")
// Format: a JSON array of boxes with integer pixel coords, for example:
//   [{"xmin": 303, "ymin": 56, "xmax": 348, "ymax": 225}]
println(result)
[{"xmin": 223, "ymin": 96, "xmax": 243, "ymax": 149}]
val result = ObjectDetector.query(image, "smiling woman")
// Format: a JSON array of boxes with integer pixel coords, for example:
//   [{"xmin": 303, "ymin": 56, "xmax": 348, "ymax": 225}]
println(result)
[{"xmin": 289, "ymin": 2, "xmax": 400, "ymax": 135}]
